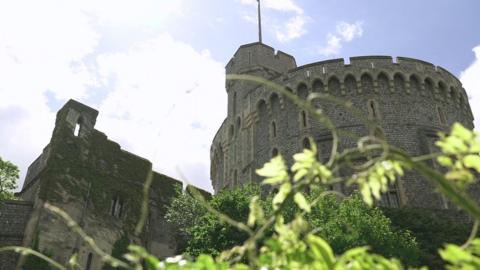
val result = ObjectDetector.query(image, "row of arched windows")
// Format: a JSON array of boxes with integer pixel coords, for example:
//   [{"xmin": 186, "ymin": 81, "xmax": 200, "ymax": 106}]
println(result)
[{"xmin": 289, "ymin": 73, "xmax": 466, "ymax": 105}]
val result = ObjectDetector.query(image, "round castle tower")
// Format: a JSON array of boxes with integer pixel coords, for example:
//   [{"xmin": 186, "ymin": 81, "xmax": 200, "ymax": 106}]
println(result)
[{"xmin": 210, "ymin": 42, "xmax": 475, "ymax": 209}]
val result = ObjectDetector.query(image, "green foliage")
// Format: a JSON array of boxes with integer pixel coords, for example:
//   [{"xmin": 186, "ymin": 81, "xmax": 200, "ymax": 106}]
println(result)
[
  {"xmin": 23, "ymin": 235, "xmax": 53, "ymax": 270},
  {"xmin": 0, "ymin": 156, "xmax": 19, "ymax": 200},
  {"xmin": 383, "ymin": 207, "xmax": 472, "ymax": 269},
  {"xmin": 167, "ymin": 183, "xmax": 419, "ymax": 265},
  {"xmin": 5, "ymin": 74, "xmax": 480, "ymax": 269},
  {"xmin": 103, "ymin": 234, "xmax": 130, "ymax": 270},
  {"xmin": 166, "ymin": 184, "xmax": 263, "ymax": 257}
]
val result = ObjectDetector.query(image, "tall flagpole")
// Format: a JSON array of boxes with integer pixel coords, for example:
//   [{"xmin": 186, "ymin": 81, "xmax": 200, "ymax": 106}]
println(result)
[{"xmin": 257, "ymin": 0, "xmax": 262, "ymax": 43}]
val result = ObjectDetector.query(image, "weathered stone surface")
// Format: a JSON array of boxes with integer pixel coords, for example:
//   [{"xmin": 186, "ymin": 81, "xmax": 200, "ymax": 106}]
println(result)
[{"xmin": 211, "ymin": 42, "xmax": 477, "ymax": 210}]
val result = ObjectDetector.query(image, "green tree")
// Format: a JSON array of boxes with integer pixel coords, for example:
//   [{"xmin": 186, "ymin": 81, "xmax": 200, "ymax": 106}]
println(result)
[
  {"xmin": 0, "ymin": 156, "xmax": 19, "ymax": 200},
  {"xmin": 166, "ymin": 185, "xmax": 419, "ymax": 265}
]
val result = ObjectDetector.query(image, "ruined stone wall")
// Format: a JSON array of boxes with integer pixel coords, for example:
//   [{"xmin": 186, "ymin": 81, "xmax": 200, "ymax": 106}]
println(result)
[
  {"xmin": 0, "ymin": 200, "xmax": 33, "ymax": 270},
  {"xmin": 211, "ymin": 44, "xmax": 476, "ymax": 210}
]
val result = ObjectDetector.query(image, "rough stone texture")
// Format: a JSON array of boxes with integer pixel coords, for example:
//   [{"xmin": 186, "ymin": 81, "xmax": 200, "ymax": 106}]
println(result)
[
  {"xmin": 0, "ymin": 100, "xmax": 183, "ymax": 270},
  {"xmin": 211, "ymin": 42, "xmax": 476, "ymax": 210},
  {"xmin": 0, "ymin": 200, "xmax": 33, "ymax": 270}
]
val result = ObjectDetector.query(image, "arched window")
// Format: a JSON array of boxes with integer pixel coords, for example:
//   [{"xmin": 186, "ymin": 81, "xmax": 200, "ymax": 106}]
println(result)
[
  {"xmin": 302, "ymin": 137, "xmax": 311, "ymax": 149},
  {"xmin": 425, "ymin": 78, "xmax": 434, "ymax": 96},
  {"xmin": 361, "ymin": 74, "xmax": 373, "ymax": 93},
  {"xmin": 368, "ymin": 100, "xmax": 380, "ymax": 120},
  {"xmin": 272, "ymin": 148, "xmax": 279, "ymax": 157},
  {"xmin": 393, "ymin": 74, "xmax": 405, "ymax": 92},
  {"xmin": 270, "ymin": 93, "xmax": 280, "ymax": 115},
  {"xmin": 409, "ymin": 75, "xmax": 421, "ymax": 93},
  {"xmin": 313, "ymin": 79, "xmax": 324, "ymax": 92},
  {"xmin": 271, "ymin": 121, "xmax": 277, "ymax": 138},
  {"xmin": 297, "ymin": 83, "xmax": 308, "ymax": 100},
  {"xmin": 377, "ymin": 73, "xmax": 389, "ymax": 92},
  {"xmin": 301, "ymin": 111, "xmax": 307, "ymax": 127},
  {"xmin": 328, "ymin": 77, "xmax": 341, "ymax": 94},
  {"xmin": 86, "ymin": 253, "xmax": 93, "ymax": 270},
  {"xmin": 74, "ymin": 117, "xmax": 83, "ymax": 137},
  {"xmin": 450, "ymin": 87, "xmax": 457, "ymax": 101},
  {"xmin": 344, "ymin": 75, "xmax": 357, "ymax": 94},
  {"xmin": 438, "ymin": 82, "xmax": 447, "ymax": 99}
]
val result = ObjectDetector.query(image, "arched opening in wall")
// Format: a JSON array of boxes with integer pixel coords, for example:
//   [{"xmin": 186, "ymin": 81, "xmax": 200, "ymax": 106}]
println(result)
[
  {"xmin": 271, "ymin": 121, "xmax": 277, "ymax": 138},
  {"xmin": 450, "ymin": 87, "xmax": 457, "ymax": 102},
  {"xmin": 367, "ymin": 100, "xmax": 380, "ymax": 120},
  {"xmin": 270, "ymin": 93, "xmax": 280, "ymax": 115},
  {"xmin": 360, "ymin": 73, "xmax": 373, "ymax": 93},
  {"xmin": 85, "ymin": 253, "xmax": 93, "ymax": 270},
  {"xmin": 301, "ymin": 111, "xmax": 307, "ymax": 127},
  {"xmin": 436, "ymin": 106, "xmax": 447, "ymax": 125},
  {"xmin": 229, "ymin": 125, "xmax": 234, "ymax": 140},
  {"xmin": 272, "ymin": 147, "xmax": 279, "ymax": 157},
  {"xmin": 344, "ymin": 74, "xmax": 357, "ymax": 94},
  {"xmin": 393, "ymin": 73, "xmax": 405, "ymax": 92},
  {"xmin": 328, "ymin": 77, "xmax": 340, "ymax": 95},
  {"xmin": 424, "ymin": 78, "xmax": 434, "ymax": 96},
  {"xmin": 409, "ymin": 75, "xmax": 421, "ymax": 93},
  {"xmin": 377, "ymin": 73, "xmax": 389, "ymax": 92},
  {"xmin": 438, "ymin": 82, "xmax": 447, "ymax": 99},
  {"xmin": 302, "ymin": 137, "xmax": 311, "ymax": 149},
  {"xmin": 297, "ymin": 83, "xmax": 308, "ymax": 100},
  {"xmin": 74, "ymin": 117, "xmax": 83, "ymax": 137},
  {"xmin": 313, "ymin": 79, "xmax": 324, "ymax": 92},
  {"xmin": 232, "ymin": 92, "xmax": 237, "ymax": 116}
]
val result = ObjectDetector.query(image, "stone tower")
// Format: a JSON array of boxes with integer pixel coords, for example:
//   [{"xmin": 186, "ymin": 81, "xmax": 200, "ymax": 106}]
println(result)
[{"xmin": 210, "ymin": 42, "xmax": 476, "ymax": 209}]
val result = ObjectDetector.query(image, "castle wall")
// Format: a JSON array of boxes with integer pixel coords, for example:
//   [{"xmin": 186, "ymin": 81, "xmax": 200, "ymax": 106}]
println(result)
[
  {"xmin": 4, "ymin": 100, "xmax": 182, "ymax": 270},
  {"xmin": 0, "ymin": 200, "xmax": 33, "ymax": 270},
  {"xmin": 211, "ymin": 47, "xmax": 476, "ymax": 210}
]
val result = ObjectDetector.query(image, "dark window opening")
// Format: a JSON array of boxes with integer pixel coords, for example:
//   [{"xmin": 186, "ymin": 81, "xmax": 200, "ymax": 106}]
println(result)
[
  {"xmin": 301, "ymin": 111, "xmax": 307, "ymax": 127},
  {"xmin": 85, "ymin": 253, "xmax": 93, "ymax": 270},
  {"xmin": 302, "ymin": 138, "xmax": 311, "ymax": 149},
  {"xmin": 379, "ymin": 184, "xmax": 400, "ymax": 208},
  {"xmin": 272, "ymin": 121, "xmax": 277, "ymax": 137},
  {"xmin": 437, "ymin": 106, "xmax": 447, "ymax": 125},
  {"xmin": 272, "ymin": 148, "xmax": 279, "ymax": 157},
  {"xmin": 368, "ymin": 100, "xmax": 379, "ymax": 119}
]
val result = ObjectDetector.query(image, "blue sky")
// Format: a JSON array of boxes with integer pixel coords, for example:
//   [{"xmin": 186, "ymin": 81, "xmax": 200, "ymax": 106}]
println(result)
[{"xmin": 0, "ymin": 0, "xmax": 479, "ymax": 192}]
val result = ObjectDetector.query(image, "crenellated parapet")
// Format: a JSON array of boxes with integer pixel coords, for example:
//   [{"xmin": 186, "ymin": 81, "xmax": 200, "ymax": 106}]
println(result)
[{"xmin": 211, "ymin": 44, "xmax": 476, "ymax": 210}]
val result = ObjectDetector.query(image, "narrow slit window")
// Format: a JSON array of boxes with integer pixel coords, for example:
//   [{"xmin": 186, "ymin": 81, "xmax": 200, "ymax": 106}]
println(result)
[
  {"xmin": 272, "ymin": 121, "xmax": 277, "ymax": 137},
  {"xmin": 368, "ymin": 100, "xmax": 379, "ymax": 119},
  {"xmin": 85, "ymin": 253, "xmax": 93, "ymax": 270},
  {"xmin": 301, "ymin": 111, "xmax": 307, "ymax": 127}
]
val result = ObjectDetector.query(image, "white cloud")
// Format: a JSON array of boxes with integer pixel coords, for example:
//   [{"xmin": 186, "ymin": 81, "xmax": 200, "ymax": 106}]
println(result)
[
  {"xmin": 96, "ymin": 34, "xmax": 225, "ymax": 191},
  {"xmin": 336, "ymin": 21, "xmax": 363, "ymax": 42},
  {"xmin": 0, "ymin": 0, "xmax": 99, "ymax": 188},
  {"xmin": 0, "ymin": 0, "xmax": 223, "ymax": 193},
  {"xmin": 275, "ymin": 15, "xmax": 307, "ymax": 43},
  {"xmin": 460, "ymin": 45, "xmax": 480, "ymax": 130},
  {"xmin": 318, "ymin": 21, "xmax": 364, "ymax": 56},
  {"xmin": 239, "ymin": 0, "xmax": 308, "ymax": 43}
]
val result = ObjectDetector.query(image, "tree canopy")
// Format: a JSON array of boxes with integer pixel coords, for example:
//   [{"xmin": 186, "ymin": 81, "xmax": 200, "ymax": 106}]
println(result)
[{"xmin": 0, "ymin": 156, "xmax": 19, "ymax": 200}]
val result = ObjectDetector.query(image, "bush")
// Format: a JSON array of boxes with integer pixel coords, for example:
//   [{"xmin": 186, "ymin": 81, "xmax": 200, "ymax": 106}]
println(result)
[{"xmin": 166, "ymin": 185, "xmax": 419, "ymax": 265}]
